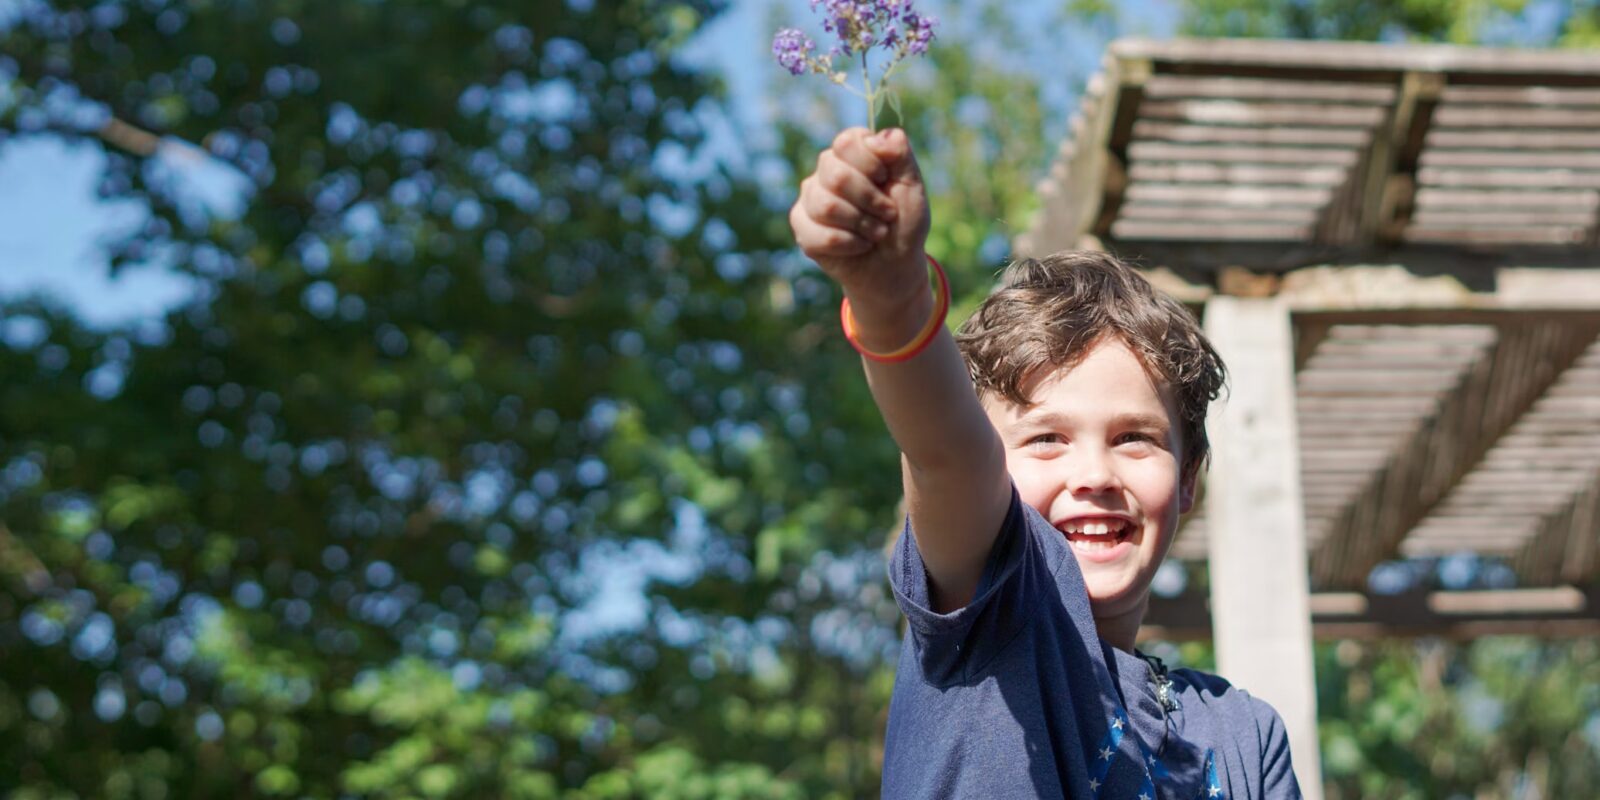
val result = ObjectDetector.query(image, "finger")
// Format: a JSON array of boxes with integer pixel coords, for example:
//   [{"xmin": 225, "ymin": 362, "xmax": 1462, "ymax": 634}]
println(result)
[
  {"xmin": 817, "ymin": 152, "xmax": 897, "ymax": 223},
  {"xmin": 864, "ymin": 128, "xmax": 921, "ymax": 184},
  {"xmin": 802, "ymin": 177, "xmax": 889, "ymax": 241},
  {"xmin": 790, "ymin": 202, "xmax": 874, "ymax": 258},
  {"xmin": 831, "ymin": 128, "xmax": 889, "ymax": 185}
]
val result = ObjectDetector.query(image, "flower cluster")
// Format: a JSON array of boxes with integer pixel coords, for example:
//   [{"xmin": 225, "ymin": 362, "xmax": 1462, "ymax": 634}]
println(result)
[
  {"xmin": 772, "ymin": 0, "xmax": 938, "ymax": 129},
  {"xmin": 815, "ymin": 0, "xmax": 937, "ymax": 58},
  {"xmin": 772, "ymin": 27, "xmax": 819, "ymax": 77}
]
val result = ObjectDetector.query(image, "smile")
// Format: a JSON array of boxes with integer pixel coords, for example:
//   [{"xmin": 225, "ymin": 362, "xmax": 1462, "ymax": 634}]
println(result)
[{"xmin": 1056, "ymin": 517, "xmax": 1137, "ymax": 560}]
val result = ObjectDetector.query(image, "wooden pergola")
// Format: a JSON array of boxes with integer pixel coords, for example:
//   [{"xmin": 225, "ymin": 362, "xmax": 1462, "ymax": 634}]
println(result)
[{"xmin": 1018, "ymin": 38, "xmax": 1600, "ymax": 797}]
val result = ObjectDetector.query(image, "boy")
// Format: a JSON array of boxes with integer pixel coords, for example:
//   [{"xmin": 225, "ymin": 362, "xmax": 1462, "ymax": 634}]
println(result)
[{"xmin": 790, "ymin": 127, "xmax": 1302, "ymax": 799}]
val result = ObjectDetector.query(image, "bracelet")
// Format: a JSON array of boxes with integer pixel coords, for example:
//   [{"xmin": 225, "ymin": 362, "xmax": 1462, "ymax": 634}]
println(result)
[{"xmin": 839, "ymin": 254, "xmax": 949, "ymax": 364}]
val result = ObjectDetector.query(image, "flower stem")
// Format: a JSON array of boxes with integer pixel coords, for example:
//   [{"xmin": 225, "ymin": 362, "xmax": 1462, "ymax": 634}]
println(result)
[{"xmin": 862, "ymin": 52, "xmax": 874, "ymax": 131}]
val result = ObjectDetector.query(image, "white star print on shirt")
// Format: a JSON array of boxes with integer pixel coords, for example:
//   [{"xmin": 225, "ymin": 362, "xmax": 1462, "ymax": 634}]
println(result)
[{"xmin": 1100, "ymin": 746, "xmax": 1114, "ymax": 761}]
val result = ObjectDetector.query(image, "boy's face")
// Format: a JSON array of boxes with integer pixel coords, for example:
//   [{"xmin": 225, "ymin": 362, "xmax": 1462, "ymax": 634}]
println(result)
[{"xmin": 982, "ymin": 336, "xmax": 1196, "ymax": 620}]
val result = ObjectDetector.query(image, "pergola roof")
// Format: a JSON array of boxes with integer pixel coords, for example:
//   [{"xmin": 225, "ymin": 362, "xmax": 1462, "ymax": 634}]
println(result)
[
  {"xmin": 1021, "ymin": 38, "xmax": 1600, "ymax": 260},
  {"xmin": 1020, "ymin": 38, "xmax": 1600, "ymax": 638}
]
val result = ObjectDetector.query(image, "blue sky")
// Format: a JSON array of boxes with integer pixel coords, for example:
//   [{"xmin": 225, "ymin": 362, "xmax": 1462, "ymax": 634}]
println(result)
[{"xmin": 0, "ymin": 0, "xmax": 1178, "ymax": 330}]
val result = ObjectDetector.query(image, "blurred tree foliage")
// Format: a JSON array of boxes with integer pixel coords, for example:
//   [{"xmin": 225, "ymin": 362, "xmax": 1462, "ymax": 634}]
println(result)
[
  {"xmin": 2, "ymin": 0, "xmax": 1597, "ymax": 798},
  {"xmin": 0, "ymin": 0, "xmax": 904, "ymax": 796}
]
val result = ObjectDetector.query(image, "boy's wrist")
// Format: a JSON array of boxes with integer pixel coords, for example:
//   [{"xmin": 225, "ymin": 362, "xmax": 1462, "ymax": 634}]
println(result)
[{"xmin": 842, "ymin": 253, "xmax": 937, "ymax": 354}]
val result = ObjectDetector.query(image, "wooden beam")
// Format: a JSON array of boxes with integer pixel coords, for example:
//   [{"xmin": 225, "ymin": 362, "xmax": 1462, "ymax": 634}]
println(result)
[
  {"xmin": 1016, "ymin": 56, "xmax": 1144, "ymax": 257},
  {"xmin": 1089, "ymin": 57, "xmax": 1150, "ymax": 239},
  {"xmin": 1104, "ymin": 241, "xmax": 1600, "ymax": 275},
  {"xmin": 1111, "ymin": 38, "xmax": 1600, "ymax": 88},
  {"xmin": 1203, "ymin": 297, "xmax": 1324, "ymax": 798},
  {"xmin": 1142, "ymin": 585, "xmax": 1600, "ymax": 641},
  {"xmin": 1366, "ymin": 71, "xmax": 1445, "ymax": 244}
]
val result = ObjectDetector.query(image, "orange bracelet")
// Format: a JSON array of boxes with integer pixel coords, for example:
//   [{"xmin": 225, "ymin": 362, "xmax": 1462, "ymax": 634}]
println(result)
[{"xmin": 839, "ymin": 254, "xmax": 949, "ymax": 364}]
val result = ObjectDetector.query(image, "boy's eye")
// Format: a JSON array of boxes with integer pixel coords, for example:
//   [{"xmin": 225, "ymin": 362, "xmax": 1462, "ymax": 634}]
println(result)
[
  {"xmin": 1025, "ymin": 433, "xmax": 1063, "ymax": 448},
  {"xmin": 1117, "ymin": 432, "xmax": 1156, "ymax": 446}
]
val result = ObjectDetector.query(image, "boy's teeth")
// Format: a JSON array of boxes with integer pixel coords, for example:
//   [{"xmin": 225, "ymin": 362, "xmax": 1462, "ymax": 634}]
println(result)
[
  {"xmin": 1070, "ymin": 538, "xmax": 1119, "ymax": 552},
  {"xmin": 1063, "ymin": 519, "xmax": 1127, "ymax": 537}
]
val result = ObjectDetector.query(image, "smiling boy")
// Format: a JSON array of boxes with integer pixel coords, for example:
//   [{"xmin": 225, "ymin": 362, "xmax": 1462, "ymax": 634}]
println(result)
[{"xmin": 790, "ymin": 127, "xmax": 1302, "ymax": 798}]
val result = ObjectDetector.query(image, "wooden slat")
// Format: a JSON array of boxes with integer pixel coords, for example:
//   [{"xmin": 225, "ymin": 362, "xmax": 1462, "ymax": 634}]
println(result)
[
  {"xmin": 1142, "ymin": 99, "xmax": 1386, "ymax": 127},
  {"xmin": 1319, "ymin": 324, "xmax": 1497, "ymax": 342},
  {"xmin": 1427, "ymin": 129, "xmax": 1600, "ymax": 148},
  {"xmin": 1405, "ymin": 226, "xmax": 1590, "ymax": 245},
  {"xmin": 1134, "ymin": 121, "xmax": 1372, "ymax": 146},
  {"xmin": 1413, "ymin": 187, "xmax": 1600, "ymax": 208},
  {"xmin": 1119, "ymin": 203, "xmax": 1319, "ymax": 223},
  {"xmin": 1129, "ymin": 162, "xmax": 1349, "ymax": 186},
  {"xmin": 1145, "ymin": 75, "xmax": 1396, "ymax": 103},
  {"xmin": 1412, "ymin": 209, "xmax": 1600, "ymax": 227},
  {"xmin": 1126, "ymin": 183, "xmax": 1333, "ymax": 206},
  {"xmin": 1111, "ymin": 220, "xmax": 1310, "ymax": 241},
  {"xmin": 1422, "ymin": 149, "xmax": 1600, "ymax": 169},
  {"xmin": 1129, "ymin": 142, "xmax": 1361, "ymax": 165},
  {"xmin": 1433, "ymin": 106, "xmax": 1600, "ymax": 127},
  {"xmin": 1417, "ymin": 168, "xmax": 1600, "ymax": 190},
  {"xmin": 1441, "ymin": 85, "xmax": 1600, "ymax": 106}
]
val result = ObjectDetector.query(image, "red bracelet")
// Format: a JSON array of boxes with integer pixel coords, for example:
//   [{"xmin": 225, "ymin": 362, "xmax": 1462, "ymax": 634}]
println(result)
[{"xmin": 839, "ymin": 254, "xmax": 949, "ymax": 364}]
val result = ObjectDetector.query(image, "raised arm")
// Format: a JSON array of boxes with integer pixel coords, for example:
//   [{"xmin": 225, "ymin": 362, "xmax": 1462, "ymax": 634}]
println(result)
[{"xmin": 789, "ymin": 128, "xmax": 1010, "ymax": 612}]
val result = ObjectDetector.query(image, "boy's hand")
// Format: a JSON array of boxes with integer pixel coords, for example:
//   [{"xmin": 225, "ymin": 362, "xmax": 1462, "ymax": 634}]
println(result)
[{"xmin": 790, "ymin": 127, "xmax": 931, "ymax": 316}]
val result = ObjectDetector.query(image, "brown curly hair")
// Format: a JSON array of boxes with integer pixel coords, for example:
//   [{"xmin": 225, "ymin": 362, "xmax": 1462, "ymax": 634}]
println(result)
[{"xmin": 954, "ymin": 250, "xmax": 1227, "ymax": 479}]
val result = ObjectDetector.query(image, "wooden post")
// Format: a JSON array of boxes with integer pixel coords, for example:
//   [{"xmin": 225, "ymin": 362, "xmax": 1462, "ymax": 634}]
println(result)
[{"xmin": 1202, "ymin": 297, "xmax": 1324, "ymax": 798}]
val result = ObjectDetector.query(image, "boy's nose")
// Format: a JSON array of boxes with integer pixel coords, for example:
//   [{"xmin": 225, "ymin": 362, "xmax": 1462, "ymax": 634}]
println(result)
[{"xmin": 1067, "ymin": 449, "xmax": 1120, "ymax": 495}]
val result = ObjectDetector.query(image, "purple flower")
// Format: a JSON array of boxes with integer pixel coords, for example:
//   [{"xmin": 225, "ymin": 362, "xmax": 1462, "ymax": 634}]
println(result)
[
  {"xmin": 776, "ymin": 0, "xmax": 936, "ymax": 129},
  {"xmin": 902, "ymin": 11, "xmax": 936, "ymax": 56},
  {"xmin": 772, "ymin": 27, "xmax": 815, "ymax": 76}
]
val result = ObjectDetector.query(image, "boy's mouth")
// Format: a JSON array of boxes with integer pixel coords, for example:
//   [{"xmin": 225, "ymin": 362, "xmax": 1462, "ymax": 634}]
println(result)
[{"xmin": 1057, "ymin": 517, "xmax": 1136, "ymax": 556}]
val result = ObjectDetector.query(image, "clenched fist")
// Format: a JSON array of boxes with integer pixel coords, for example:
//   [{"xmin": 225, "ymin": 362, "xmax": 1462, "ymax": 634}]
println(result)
[{"xmin": 790, "ymin": 127, "xmax": 931, "ymax": 317}]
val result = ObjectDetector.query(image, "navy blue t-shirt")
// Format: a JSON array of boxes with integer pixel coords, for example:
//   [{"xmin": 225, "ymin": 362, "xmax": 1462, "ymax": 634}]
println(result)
[{"xmin": 883, "ymin": 486, "xmax": 1301, "ymax": 799}]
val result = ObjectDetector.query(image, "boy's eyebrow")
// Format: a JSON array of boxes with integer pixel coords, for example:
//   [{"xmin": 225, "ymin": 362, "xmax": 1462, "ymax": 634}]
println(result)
[
  {"xmin": 1009, "ymin": 409, "xmax": 1171, "ymax": 431},
  {"xmin": 1112, "ymin": 412, "xmax": 1172, "ymax": 431}
]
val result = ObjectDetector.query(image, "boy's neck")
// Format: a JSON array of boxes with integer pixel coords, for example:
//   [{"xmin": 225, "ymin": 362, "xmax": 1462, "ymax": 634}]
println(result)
[{"xmin": 1093, "ymin": 596, "xmax": 1148, "ymax": 653}]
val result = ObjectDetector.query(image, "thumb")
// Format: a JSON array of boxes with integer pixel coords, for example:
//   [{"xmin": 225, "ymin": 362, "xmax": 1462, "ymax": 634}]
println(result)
[{"xmin": 866, "ymin": 128, "xmax": 920, "ymax": 184}]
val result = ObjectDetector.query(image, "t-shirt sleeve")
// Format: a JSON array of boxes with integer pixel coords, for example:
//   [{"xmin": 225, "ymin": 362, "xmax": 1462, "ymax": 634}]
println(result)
[
  {"xmin": 1253, "ymin": 696, "xmax": 1303, "ymax": 800},
  {"xmin": 887, "ymin": 484, "xmax": 1045, "ymax": 685}
]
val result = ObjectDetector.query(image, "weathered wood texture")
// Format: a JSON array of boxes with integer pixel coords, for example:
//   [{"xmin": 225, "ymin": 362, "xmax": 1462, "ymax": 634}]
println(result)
[
  {"xmin": 1173, "ymin": 315, "xmax": 1600, "ymax": 591},
  {"xmin": 1203, "ymin": 297, "xmax": 1324, "ymax": 798},
  {"xmin": 1023, "ymin": 37, "xmax": 1600, "ymax": 636},
  {"xmin": 1017, "ymin": 38, "xmax": 1600, "ymax": 259}
]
